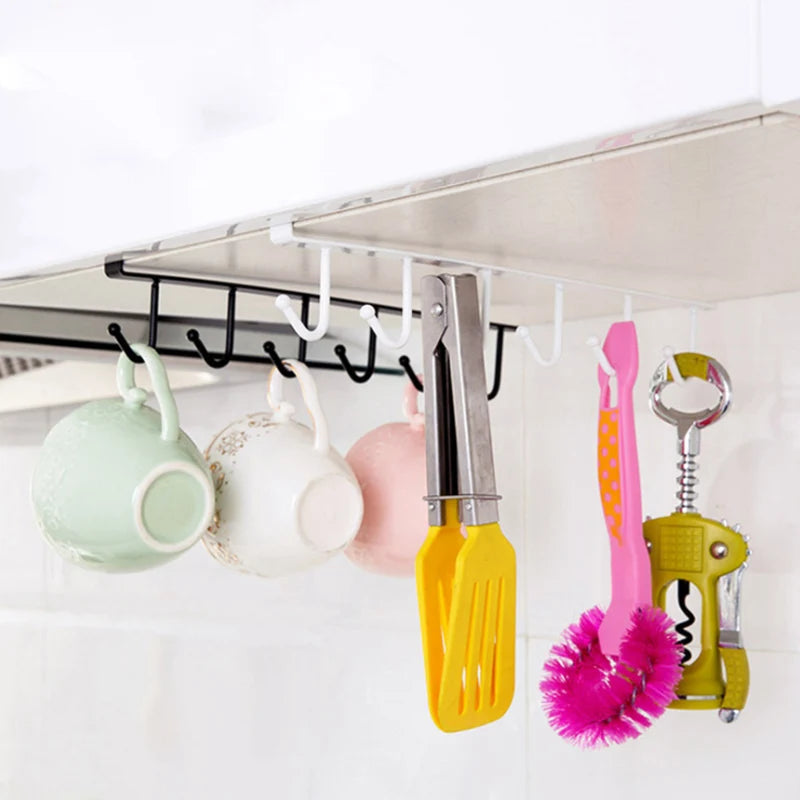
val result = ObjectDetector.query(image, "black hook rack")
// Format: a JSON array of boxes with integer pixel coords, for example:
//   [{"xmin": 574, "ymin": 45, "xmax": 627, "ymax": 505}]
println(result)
[
  {"xmin": 98, "ymin": 257, "xmax": 512, "ymax": 398},
  {"xmin": 399, "ymin": 324, "xmax": 506, "ymax": 400}
]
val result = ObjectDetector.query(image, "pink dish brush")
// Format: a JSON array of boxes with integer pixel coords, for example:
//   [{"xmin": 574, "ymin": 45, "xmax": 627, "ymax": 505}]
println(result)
[{"xmin": 540, "ymin": 321, "xmax": 683, "ymax": 748}]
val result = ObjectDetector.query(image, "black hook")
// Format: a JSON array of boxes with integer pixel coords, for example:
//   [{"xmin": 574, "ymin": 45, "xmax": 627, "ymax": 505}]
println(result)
[
  {"xmin": 487, "ymin": 325, "xmax": 505, "ymax": 401},
  {"xmin": 187, "ymin": 287, "xmax": 237, "ymax": 369},
  {"xmin": 399, "ymin": 355, "xmax": 424, "ymax": 391},
  {"xmin": 262, "ymin": 294, "xmax": 313, "ymax": 378},
  {"xmin": 108, "ymin": 279, "xmax": 161, "ymax": 363},
  {"xmin": 334, "ymin": 321, "xmax": 377, "ymax": 384},
  {"xmin": 108, "ymin": 322, "xmax": 144, "ymax": 363},
  {"xmin": 398, "ymin": 325, "xmax": 506, "ymax": 400},
  {"xmin": 263, "ymin": 341, "xmax": 296, "ymax": 378}
]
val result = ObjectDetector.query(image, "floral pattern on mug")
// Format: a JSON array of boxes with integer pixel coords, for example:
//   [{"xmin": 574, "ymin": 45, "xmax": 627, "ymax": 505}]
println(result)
[{"xmin": 218, "ymin": 430, "xmax": 247, "ymax": 455}]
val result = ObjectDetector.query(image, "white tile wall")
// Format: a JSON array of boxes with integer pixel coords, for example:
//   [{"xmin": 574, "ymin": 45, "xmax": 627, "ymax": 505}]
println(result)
[{"xmin": 0, "ymin": 292, "xmax": 798, "ymax": 798}]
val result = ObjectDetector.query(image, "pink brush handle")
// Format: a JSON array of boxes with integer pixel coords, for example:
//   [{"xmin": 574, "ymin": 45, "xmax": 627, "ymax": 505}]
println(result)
[{"xmin": 596, "ymin": 321, "xmax": 652, "ymax": 657}]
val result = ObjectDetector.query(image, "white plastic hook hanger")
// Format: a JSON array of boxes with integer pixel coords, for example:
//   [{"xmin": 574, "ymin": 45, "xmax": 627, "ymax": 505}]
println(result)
[
  {"xmin": 275, "ymin": 247, "xmax": 331, "ymax": 342},
  {"xmin": 515, "ymin": 283, "xmax": 564, "ymax": 367},
  {"xmin": 662, "ymin": 305, "xmax": 699, "ymax": 385},
  {"xmin": 623, "ymin": 294, "xmax": 633, "ymax": 322},
  {"xmin": 587, "ymin": 335, "xmax": 616, "ymax": 376},
  {"xmin": 662, "ymin": 346, "xmax": 685, "ymax": 384},
  {"xmin": 586, "ymin": 295, "xmax": 634, "ymax": 376},
  {"xmin": 359, "ymin": 257, "xmax": 413, "ymax": 349},
  {"xmin": 479, "ymin": 268, "xmax": 493, "ymax": 342}
]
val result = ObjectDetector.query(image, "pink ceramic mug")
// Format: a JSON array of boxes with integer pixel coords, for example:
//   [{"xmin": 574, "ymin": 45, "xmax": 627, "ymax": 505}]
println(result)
[{"xmin": 344, "ymin": 380, "xmax": 427, "ymax": 576}]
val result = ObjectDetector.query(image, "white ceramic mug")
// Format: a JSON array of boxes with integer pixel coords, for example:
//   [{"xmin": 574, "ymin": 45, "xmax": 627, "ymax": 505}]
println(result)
[{"xmin": 203, "ymin": 360, "xmax": 363, "ymax": 577}]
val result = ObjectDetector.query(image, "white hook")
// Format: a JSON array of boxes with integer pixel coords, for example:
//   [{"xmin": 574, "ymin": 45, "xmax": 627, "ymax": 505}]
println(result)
[
  {"xmin": 662, "ymin": 307, "xmax": 698, "ymax": 384},
  {"xmin": 623, "ymin": 294, "xmax": 633, "ymax": 321},
  {"xmin": 663, "ymin": 346, "xmax": 687, "ymax": 384},
  {"xmin": 275, "ymin": 247, "xmax": 331, "ymax": 342},
  {"xmin": 515, "ymin": 283, "xmax": 564, "ymax": 367},
  {"xmin": 359, "ymin": 257, "xmax": 413, "ymax": 349},
  {"xmin": 479, "ymin": 268, "xmax": 493, "ymax": 342},
  {"xmin": 587, "ymin": 294, "xmax": 635, "ymax": 375},
  {"xmin": 587, "ymin": 336, "xmax": 616, "ymax": 376}
]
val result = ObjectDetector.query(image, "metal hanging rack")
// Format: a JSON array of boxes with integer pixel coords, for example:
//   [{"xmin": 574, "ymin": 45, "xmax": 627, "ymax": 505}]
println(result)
[
  {"xmin": 102, "ymin": 257, "xmax": 512, "ymax": 397},
  {"xmin": 0, "ymin": 219, "xmax": 716, "ymax": 401}
]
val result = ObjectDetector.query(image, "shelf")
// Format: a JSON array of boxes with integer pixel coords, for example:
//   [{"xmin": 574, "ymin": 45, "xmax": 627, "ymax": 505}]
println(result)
[{"xmin": 3, "ymin": 113, "xmax": 800, "ymax": 330}]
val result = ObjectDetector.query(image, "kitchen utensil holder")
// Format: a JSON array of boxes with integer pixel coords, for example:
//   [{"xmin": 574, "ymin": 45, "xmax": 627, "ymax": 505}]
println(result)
[{"xmin": 101, "ymin": 257, "xmax": 513, "ymax": 397}]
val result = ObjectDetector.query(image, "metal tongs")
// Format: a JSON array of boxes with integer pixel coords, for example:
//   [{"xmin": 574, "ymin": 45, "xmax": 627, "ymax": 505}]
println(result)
[{"xmin": 415, "ymin": 273, "xmax": 516, "ymax": 732}]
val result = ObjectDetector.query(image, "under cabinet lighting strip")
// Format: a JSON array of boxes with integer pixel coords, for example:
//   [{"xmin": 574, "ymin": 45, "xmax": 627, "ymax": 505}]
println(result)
[{"xmin": 269, "ymin": 223, "xmax": 714, "ymax": 310}]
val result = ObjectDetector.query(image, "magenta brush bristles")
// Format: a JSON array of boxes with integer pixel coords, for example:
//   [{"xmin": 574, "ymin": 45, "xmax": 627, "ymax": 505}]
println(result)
[{"xmin": 540, "ymin": 605, "xmax": 683, "ymax": 748}]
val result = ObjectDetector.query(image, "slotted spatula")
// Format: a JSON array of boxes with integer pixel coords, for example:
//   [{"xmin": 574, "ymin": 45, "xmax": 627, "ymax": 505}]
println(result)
[{"xmin": 416, "ymin": 273, "xmax": 516, "ymax": 732}]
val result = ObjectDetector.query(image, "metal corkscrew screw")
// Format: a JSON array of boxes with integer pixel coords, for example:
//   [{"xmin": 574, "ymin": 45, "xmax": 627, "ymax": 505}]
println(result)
[{"xmin": 676, "ymin": 426, "xmax": 700, "ymax": 513}]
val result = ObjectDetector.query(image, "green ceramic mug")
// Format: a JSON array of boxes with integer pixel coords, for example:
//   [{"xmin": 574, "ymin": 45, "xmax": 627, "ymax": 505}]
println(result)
[{"xmin": 31, "ymin": 344, "xmax": 215, "ymax": 572}]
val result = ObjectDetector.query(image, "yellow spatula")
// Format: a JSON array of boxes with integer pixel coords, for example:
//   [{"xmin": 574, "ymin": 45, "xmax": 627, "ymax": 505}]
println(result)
[{"xmin": 416, "ymin": 273, "xmax": 516, "ymax": 732}]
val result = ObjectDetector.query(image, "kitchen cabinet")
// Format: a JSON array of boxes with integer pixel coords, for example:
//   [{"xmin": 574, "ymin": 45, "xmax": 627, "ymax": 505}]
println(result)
[{"xmin": 3, "ymin": 0, "xmax": 800, "ymax": 299}]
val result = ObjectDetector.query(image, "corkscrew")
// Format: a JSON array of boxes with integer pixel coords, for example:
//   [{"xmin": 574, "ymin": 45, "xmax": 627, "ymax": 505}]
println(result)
[{"xmin": 644, "ymin": 353, "xmax": 751, "ymax": 723}]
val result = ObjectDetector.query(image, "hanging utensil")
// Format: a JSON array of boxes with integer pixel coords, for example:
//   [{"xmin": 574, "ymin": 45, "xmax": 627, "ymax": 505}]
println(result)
[
  {"xmin": 540, "ymin": 322, "xmax": 682, "ymax": 748},
  {"xmin": 644, "ymin": 352, "xmax": 751, "ymax": 722},
  {"xmin": 416, "ymin": 273, "xmax": 516, "ymax": 733}
]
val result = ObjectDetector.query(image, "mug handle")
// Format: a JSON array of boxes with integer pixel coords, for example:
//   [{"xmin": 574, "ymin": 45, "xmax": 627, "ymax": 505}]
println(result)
[
  {"xmin": 267, "ymin": 359, "xmax": 330, "ymax": 455},
  {"xmin": 116, "ymin": 344, "xmax": 179, "ymax": 442},
  {"xmin": 117, "ymin": 344, "xmax": 215, "ymax": 554},
  {"xmin": 403, "ymin": 376, "xmax": 425, "ymax": 431}
]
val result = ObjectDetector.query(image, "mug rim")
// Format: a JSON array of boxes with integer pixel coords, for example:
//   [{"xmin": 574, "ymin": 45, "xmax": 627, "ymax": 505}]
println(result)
[{"xmin": 132, "ymin": 460, "xmax": 215, "ymax": 554}]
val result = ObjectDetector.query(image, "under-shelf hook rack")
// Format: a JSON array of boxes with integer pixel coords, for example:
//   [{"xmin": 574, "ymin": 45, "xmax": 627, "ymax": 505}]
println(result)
[
  {"xmin": 99, "ymin": 256, "xmax": 516, "ymax": 395},
  {"xmin": 266, "ymin": 223, "xmax": 714, "ymax": 310},
  {"xmin": 268, "ymin": 222, "xmax": 713, "ymax": 383}
]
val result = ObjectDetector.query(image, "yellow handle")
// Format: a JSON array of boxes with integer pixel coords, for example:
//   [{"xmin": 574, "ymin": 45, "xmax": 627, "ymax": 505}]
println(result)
[
  {"xmin": 416, "ymin": 500, "xmax": 465, "ymax": 727},
  {"xmin": 645, "ymin": 513, "xmax": 749, "ymax": 711},
  {"xmin": 720, "ymin": 648, "xmax": 750, "ymax": 710},
  {"xmin": 416, "ymin": 501, "xmax": 516, "ymax": 732}
]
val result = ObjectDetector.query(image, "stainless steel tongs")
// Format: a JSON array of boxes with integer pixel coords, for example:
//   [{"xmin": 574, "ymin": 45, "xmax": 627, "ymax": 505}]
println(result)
[{"xmin": 415, "ymin": 273, "xmax": 516, "ymax": 732}]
